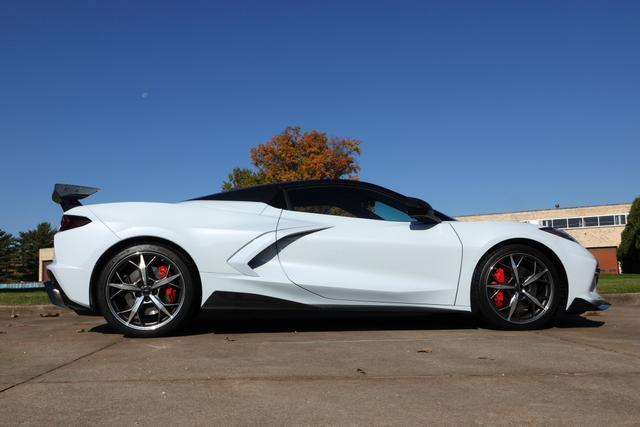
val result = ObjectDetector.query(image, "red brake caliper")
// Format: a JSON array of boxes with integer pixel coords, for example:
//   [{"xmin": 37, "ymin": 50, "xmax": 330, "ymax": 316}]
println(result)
[
  {"xmin": 490, "ymin": 267, "xmax": 506, "ymax": 308},
  {"xmin": 157, "ymin": 265, "xmax": 177, "ymax": 304}
]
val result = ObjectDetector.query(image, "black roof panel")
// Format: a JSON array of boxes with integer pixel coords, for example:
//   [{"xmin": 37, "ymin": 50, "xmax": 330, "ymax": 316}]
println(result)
[
  {"xmin": 193, "ymin": 179, "xmax": 454, "ymax": 221},
  {"xmin": 193, "ymin": 179, "xmax": 406, "ymax": 209}
]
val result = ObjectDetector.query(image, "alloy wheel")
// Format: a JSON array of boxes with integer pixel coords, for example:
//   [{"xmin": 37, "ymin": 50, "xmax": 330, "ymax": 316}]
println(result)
[
  {"xmin": 484, "ymin": 253, "xmax": 554, "ymax": 324},
  {"xmin": 105, "ymin": 251, "xmax": 185, "ymax": 331}
]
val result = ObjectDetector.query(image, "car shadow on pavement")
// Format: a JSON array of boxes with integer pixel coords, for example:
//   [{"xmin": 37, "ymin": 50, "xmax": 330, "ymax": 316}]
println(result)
[
  {"xmin": 554, "ymin": 313, "xmax": 605, "ymax": 329},
  {"xmin": 88, "ymin": 310, "xmax": 605, "ymax": 337}
]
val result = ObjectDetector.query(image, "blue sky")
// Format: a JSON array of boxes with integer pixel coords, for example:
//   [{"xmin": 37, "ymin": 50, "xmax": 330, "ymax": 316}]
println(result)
[{"xmin": 1, "ymin": 0, "xmax": 639, "ymax": 234}]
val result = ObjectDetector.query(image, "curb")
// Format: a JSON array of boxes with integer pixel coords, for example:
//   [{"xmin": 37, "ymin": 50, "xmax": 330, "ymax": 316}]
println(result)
[{"xmin": 601, "ymin": 293, "xmax": 640, "ymax": 306}]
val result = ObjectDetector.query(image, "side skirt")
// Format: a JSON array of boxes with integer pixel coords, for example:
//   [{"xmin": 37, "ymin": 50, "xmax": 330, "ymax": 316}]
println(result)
[{"xmin": 202, "ymin": 291, "xmax": 466, "ymax": 313}]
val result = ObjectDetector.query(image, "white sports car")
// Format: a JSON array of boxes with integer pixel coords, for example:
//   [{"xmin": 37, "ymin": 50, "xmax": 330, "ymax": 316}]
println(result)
[{"xmin": 46, "ymin": 180, "xmax": 609, "ymax": 337}]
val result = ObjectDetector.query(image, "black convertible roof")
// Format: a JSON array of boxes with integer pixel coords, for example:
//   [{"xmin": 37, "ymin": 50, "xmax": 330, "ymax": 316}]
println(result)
[
  {"xmin": 193, "ymin": 179, "xmax": 407, "ymax": 209},
  {"xmin": 193, "ymin": 179, "xmax": 455, "ymax": 221}
]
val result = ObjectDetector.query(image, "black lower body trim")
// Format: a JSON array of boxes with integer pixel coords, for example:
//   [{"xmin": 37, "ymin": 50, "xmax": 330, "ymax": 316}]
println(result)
[
  {"xmin": 203, "ymin": 291, "xmax": 316, "ymax": 310},
  {"xmin": 44, "ymin": 274, "xmax": 98, "ymax": 316},
  {"xmin": 44, "ymin": 280, "xmax": 67, "ymax": 308},
  {"xmin": 566, "ymin": 297, "xmax": 611, "ymax": 315},
  {"xmin": 203, "ymin": 292, "xmax": 466, "ymax": 313}
]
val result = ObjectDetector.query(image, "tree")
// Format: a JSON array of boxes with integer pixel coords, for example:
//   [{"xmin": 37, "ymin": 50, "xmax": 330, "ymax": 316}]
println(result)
[
  {"xmin": 222, "ymin": 167, "xmax": 267, "ymax": 191},
  {"xmin": 15, "ymin": 223, "xmax": 56, "ymax": 282},
  {"xmin": 618, "ymin": 197, "xmax": 640, "ymax": 273},
  {"xmin": 222, "ymin": 126, "xmax": 361, "ymax": 190},
  {"xmin": 0, "ymin": 229, "xmax": 17, "ymax": 282}
]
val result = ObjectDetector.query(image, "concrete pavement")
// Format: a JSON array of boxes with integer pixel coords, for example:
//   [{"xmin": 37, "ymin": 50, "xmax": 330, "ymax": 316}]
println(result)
[{"xmin": 1, "ymin": 302, "xmax": 639, "ymax": 425}]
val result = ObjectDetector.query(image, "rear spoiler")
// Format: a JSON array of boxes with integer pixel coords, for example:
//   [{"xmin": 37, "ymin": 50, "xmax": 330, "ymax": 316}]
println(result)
[{"xmin": 52, "ymin": 183, "xmax": 99, "ymax": 212}]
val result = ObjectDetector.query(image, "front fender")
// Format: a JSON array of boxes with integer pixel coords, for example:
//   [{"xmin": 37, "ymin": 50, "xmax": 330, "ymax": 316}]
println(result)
[{"xmin": 449, "ymin": 221, "xmax": 598, "ymax": 310}]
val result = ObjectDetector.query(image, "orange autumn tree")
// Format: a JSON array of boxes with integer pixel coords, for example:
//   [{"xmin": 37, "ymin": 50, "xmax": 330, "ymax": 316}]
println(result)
[{"xmin": 222, "ymin": 126, "xmax": 361, "ymax": 190}]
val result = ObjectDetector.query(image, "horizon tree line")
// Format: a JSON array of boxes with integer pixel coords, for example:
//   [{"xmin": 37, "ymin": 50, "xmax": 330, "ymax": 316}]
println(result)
[{"xmin": 0, "ymin": 223, "xmax": 55, "ymax": 283}]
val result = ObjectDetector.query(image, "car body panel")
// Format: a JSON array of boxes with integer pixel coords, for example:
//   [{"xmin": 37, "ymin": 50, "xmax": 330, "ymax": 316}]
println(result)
[
  {"xmin": 276, "ymin": 210, "xmax": 462, "ymax": 305},
  {"xmin": 47, "ymin": 181, "xmax": 604, "ymax": 317},
  {"xmin": 88, "ymin": 201, "xmax": 281, "ymax": 275},
  {"xmin": 449, "ymin": 220, "xmax": 600, "ymax": 309},
  {"xmin": 47, "ymin": 206, "xmax": 120, "ymax": 306}
]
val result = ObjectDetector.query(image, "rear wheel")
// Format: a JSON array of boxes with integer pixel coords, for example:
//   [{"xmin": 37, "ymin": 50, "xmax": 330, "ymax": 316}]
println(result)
[
  {"xmin": 96, "ymin": 244, "xmax": 199, "ymax": 337},
  {"xmin": 471, "ymin": 244, "xmax": 563, "ymax": 330}
]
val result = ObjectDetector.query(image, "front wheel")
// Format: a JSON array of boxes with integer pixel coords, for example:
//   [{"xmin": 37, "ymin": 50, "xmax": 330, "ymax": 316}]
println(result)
[
  {"xmin": 471, "ymin": 244, "xmax": 564, "ymax": 330},
  {"xmin": 96, "ymin": 244, "xmax": 199, "ymax": 337}
]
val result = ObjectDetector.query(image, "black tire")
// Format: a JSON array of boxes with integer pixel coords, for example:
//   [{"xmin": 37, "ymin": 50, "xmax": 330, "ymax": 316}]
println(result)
[
  {"xmin": 470, "ymin": 244, "xmax": 564, "ymax": 330},
  {"xmin": 96, "ymin": 243, "xmax": 200, "ymax": 338}
]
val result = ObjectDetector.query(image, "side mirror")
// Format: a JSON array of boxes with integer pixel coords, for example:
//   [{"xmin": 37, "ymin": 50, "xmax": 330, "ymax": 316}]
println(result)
[{"xmin": 406, "ymin": 197, "xmax": 440, "ymax": 224}]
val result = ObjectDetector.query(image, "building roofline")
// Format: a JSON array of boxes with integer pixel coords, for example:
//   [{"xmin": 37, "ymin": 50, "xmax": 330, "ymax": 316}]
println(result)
[{"xmin": 456, "ymin": 201, "xmax": 632, "ymax": 218}]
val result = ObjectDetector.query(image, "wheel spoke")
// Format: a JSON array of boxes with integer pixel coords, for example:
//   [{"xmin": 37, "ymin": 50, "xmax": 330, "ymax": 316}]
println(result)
[
  {"xmin": 507, "ymin": 292, "xmax": 519, "ymax": 321},
  {"xmin": 126, "ymin": 296, "xmax": 144, "ymax": 324},
  {"xmin": 522, "ymin": 269, "xmax": 549, "ymax": 288},
  {"xmin": 487, "ymin": 284, "xmax": 516, "ymax": 290},
  {"xmin": 138, "ymin": 254, "xmax": 148, "ymax": 287},
  {"xmin": 510, "ymin": 255, "xmax": 521, "ymax": 285},
  {"xmin": 522, "ymin": 289, "xmax": 546, "ymax": 310},
  {"xmin": 149, "ymin": 294, "xmax": 173, "ymax": 319},
  {"xmin": 496, "ymin": 261, "xmax": 512, "ymax": 271},
  {"xmin": 108, "ymin": 282, "xmax": 140, "ymax": 292},
  {"xmin": 151, "ymin": 273, "xmax": 182, "ymax": 290},
  {"xmin": 532, "ymin": 261, "xmax": 537, "ymax": 277}
]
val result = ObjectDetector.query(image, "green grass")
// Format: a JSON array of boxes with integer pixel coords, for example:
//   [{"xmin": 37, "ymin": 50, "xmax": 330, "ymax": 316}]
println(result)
[
  {"xmin": 598, "ymin": 274, "xmax": 640, "ymax": 294},
  {"xmin": 0, "ymin": 289, "xmax": 51, "ymax": 305}
]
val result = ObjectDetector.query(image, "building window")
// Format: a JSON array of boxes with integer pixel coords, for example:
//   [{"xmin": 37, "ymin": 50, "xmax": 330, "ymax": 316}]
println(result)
[
  {"xmin": 615, "ymin": 215, "xmax": 627, "ymax": 225},
  {"xmin": 584, "ymin": 217, "xmax": 599, "ymax": 227},
  {"xmin": 567, "ymin": 218, "xmax": 583, "ymax": 228},
  {"xmin": 552, "ymin": 219, "xmax": 568, "ymax": 228},
  {"xmin": 599, "ymin": 216, "xmax": 615, "ymax": 226},
  {"xmin": 540, "ymin": 214, "xmax": 627, "ymax": 229}
]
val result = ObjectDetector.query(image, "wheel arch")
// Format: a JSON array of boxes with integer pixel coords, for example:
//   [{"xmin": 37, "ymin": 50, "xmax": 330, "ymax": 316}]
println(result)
[
  {"xmin": 89, "ymin": 236, "xmax": 202, "ymax": 312},
  {"xmin": 470, "ymin": 238, "xmax": 569, "ymax": 311}
]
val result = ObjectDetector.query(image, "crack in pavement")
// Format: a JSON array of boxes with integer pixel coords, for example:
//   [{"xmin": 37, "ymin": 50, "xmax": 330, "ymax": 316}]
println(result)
[
  {"xmin": 17, "ymin": 370, "xmax": 640, "ymax": 386},
  {"xmin": 533, "ymin": 331, "xmax": 640, "ymax": 360},
  {"xmin": 0, "ymin": 338, "xmax": 124, "ymax": 394}
]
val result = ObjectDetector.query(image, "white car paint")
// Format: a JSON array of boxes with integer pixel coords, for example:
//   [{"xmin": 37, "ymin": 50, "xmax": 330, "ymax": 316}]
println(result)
[
  {"xmin": 449, "ymin": 221, "xmax": 599, "ymax": 309},
  {"xmin": 48, "ymin": 199, "xmax": 603, "ymax": 313},
  {"xmin": 277, "ymin": 209, "xmax": 462, "ymax": 305}
]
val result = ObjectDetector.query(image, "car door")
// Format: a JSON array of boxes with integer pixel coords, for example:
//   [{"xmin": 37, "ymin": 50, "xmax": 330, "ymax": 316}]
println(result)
[{"xmin": 276, "ymin": 185, "xmax": 462, "ymax": 306}]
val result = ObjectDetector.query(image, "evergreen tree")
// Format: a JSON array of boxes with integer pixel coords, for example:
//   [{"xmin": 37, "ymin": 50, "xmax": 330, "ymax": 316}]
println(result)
[
  {"xmin": 618, "ymin": 197, "xmax": 640, "ymax": 273},
  {"xmin": 0, "ymin": 229, "xmax": 17, "ymax": 282},
  {"xmin": 15, "ymin": 223, "xmax": 56, "ymax": 282}
]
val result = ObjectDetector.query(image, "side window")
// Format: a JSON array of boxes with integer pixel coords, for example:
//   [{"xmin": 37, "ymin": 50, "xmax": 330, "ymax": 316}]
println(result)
[
  {"xmin": 286, "ymin": 186, "xmax": 414, "ymax": 222},
  {"xmin": 371, "ymin": 200, "xmax": 414, "ymax": 222}
]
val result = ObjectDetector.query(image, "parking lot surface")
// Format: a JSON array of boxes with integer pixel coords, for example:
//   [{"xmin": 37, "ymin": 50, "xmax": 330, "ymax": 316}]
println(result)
[{"xmin": 1, "ymin": 301, "xmax": 639, "ymax": 426}]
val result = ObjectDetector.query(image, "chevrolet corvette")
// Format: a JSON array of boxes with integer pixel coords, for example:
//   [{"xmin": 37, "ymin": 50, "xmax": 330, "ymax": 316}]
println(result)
[{"xmin": 46, "ymin": 180, "xmax": 609, "ymax": 337}]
